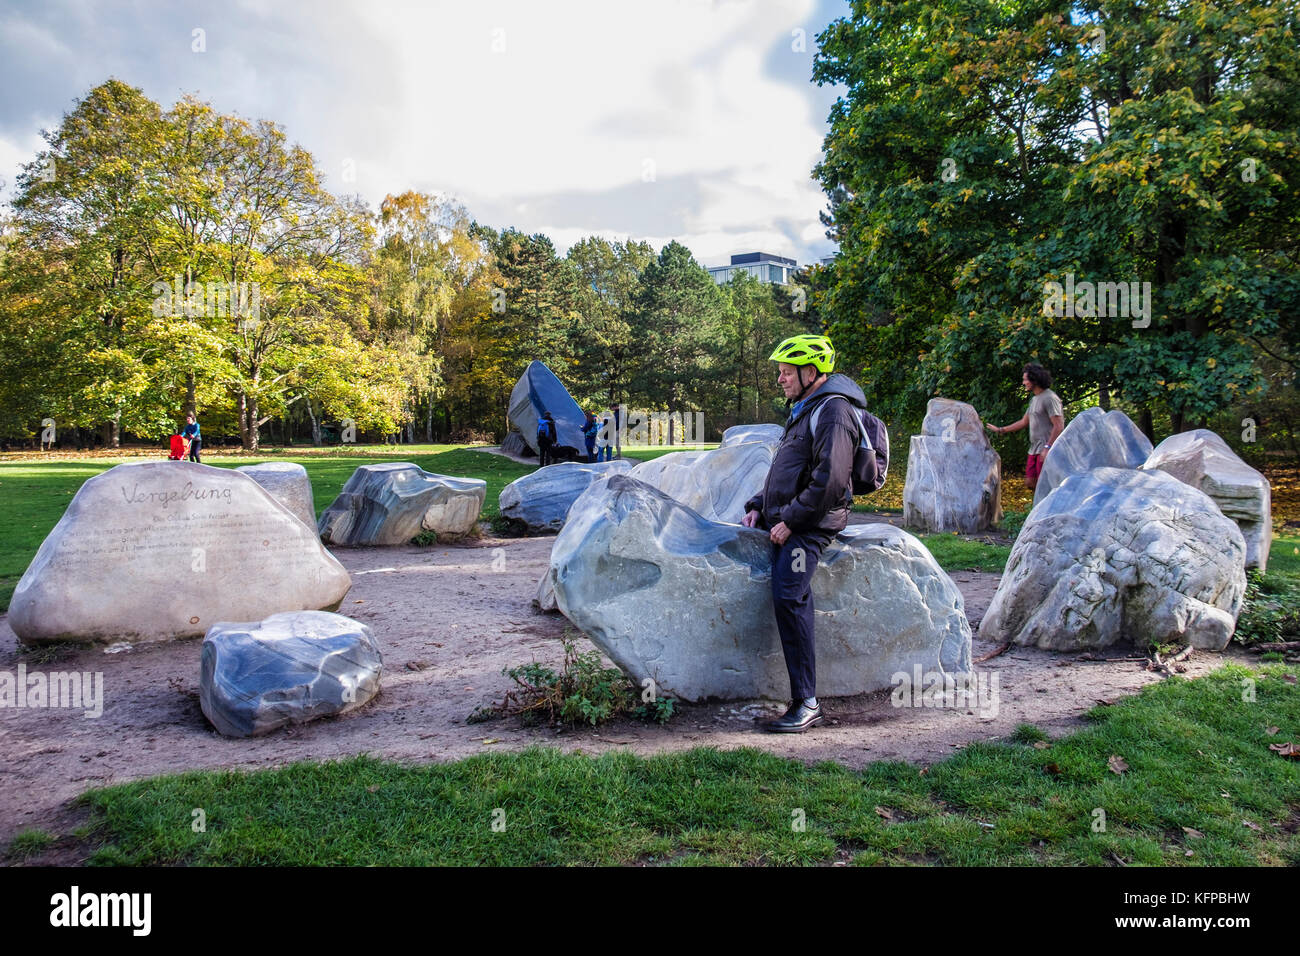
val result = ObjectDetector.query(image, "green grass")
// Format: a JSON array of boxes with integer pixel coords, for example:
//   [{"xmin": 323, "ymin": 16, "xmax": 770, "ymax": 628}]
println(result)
[
  {"xmin": 5, "ymin": 828, "xmax": 57, "ymax": 860},
  {"xmin": 70, "ymin": 664, "xmax": 1300, "ymax": 866},
  {"xmin": 916, "ymin": 533, "xmax": 1013, "ymax": 573}
]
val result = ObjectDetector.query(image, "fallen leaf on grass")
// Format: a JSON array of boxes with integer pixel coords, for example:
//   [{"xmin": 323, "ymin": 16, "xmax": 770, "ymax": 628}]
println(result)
[
  {"xmin": 874, "ymin": 806, "xmax": 894, "ymax": 820},
  {"xmin": 1044, "ymin": 763, "xmax": 1063, "ymax": 776},
  {"xmin": 1285, "ymin": 675, "xmax": 1297, "ymax": 685},
  {"xmin": 1033, "ymin": 740, "xmax": 1050, "ymax": 749},
  {"xmin": 1108, "ymin": 755, "xmax": 1129, "ymax": 774},
  {"xmin": 1268, "ymin": 741, "xmax": 1299, "ymax": 758},
  {"xmin": 366, "ymin": 784, "xmax": 380, "ymax": 793},
  {"xmin": 1242, "ymin": 820, "xmax": 1263, "ymax": 832},
  {"xmin": 1182, "ymin": 827, "xmax": 1204, "ymax": 839},
  {"xmin": 1185, "ymin": 850, "xmax": 1194, "ymax": 857},
  {"xmin": 1266, "ymin": 726, "xmax": 1280, "ymax": 736}
]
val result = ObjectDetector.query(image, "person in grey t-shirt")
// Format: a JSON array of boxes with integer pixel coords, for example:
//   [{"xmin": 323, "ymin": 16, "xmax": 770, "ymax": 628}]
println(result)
[{"xmin": 985, "ymin": 362, "xmax": 1064, "ymax": 491}]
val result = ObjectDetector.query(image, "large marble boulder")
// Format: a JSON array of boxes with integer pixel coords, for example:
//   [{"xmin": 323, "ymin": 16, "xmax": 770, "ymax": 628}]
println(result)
[
  {"xmin": 721, "ymin": 423, "xmax": 784, "ymax": 447},
  {"xmin": 236, "ymin": 461, "xmax": 316, "ymax": 528},
  {"xmin": 9, "ymin": 461, "xmax": 351, "ymax": 645},
  {"xmin": 549, "ymin": 475, "xmax": 972, "ymax": 702},
  {"xmin": 903, "ymin": 398, "xmax": 1002, "ymax": 533},
  {"xmin": 1142, "ymin": 429, "xmax": 1272, "ymax": 571},
  {"xmin": 626, "ymin": 437, "xmax": 780, "ymax": 523},
  {"xmin": 508, "ymin": 360, "xmax": 585, "ymax": 457},
  {"xmin": 318, "ymin": 463, "xmax": 485, "ymax": 546},
  {"xmin": 982, "ymin": 467, "xmax": 1246, "ymax": 652},
  {"xmin": 1034, "ymin": 407, "xmax": 1152, "ymax": 505},
  {"xmin": 499, "ymin": 460, "xmax": 635, "ymax": 532},
  {"xmin": 200, "ymin": 611, "xmax": 382, "ymax": 737}
]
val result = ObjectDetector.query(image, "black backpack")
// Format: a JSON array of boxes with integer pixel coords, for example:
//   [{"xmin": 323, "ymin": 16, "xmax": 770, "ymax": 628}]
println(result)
[
  {"xmin": 807, "ymin": 396, "xmax": 890, "ymax": 495},
  {"xmin": 536, "ymin": 419, "xmax": 556, "ymax": 443}
]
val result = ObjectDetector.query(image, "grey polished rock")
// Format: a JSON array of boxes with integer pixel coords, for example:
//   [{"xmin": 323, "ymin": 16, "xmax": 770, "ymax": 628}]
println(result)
[
  {"xmin": 982, "ymin": 467, "xmax": 1246, "ymax": 652},
  {"xmin": 200, "ymin": 611, "xmax": 382, "ymax": 737},
  {"xmin": 1033, "ymin": 407, "xmax": 1153, "ymax": 505},
  {"xmin": 9, "ymin": 461, "xmax": 351, "ymax": 645},
  {"xmin": 1142, "ymin": 429, "xmax": 1272, "ymax": 570},
  {"xmin": 499, "ymin": 460, "xmax": 635, "ymax": 532},
  {"xmin": 508, "ymin": 360, "xmax": 586, "ymax": 457},
  {"xmin": 626, "ymin": 437, "xmax": 779, "ymax": 523},
  {"xmin": 548, "ymin": 475, "xmax": 972, "ymax": 702},
  {"xmin": 236, "ymin": 461, "xmax": 316, "ymax": 528},
  {"xmin": 318, "ymin": 463, "xmax": 486, "ymax": 545},
  {"xmin": 721, "ymin": 423, "xmax": 785, "ymax": 447},
  {"xmin": 501, "ymin": 430, "xmax": 532, "ymax": 458},
  {"xmin": 903, "ymin": 398, "xmax": 1003, "ymax": 533}
]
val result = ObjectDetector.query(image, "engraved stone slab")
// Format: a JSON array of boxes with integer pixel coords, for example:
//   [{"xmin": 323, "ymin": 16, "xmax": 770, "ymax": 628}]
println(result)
[
  {"xmin": 1141, "ymin": 429, "xmax": 1273, "ymax": 570},
  {"xmin": 903, "ymin": 398, "xmax": 1003, "ymax": 533},
  {"xmin": 200, "ymin": 611, "xmax": 382, "ymax": 737},
  {"xmin": 317, "ymin": 463, "xmax": 486, "ymax": 545},
  {"xmin": 9, "ymin": 461, "xmax": 352, "ymax": 645},
  {"xmin": 236, "ymin": 461, "xmax": 316, "ymax": 529}
]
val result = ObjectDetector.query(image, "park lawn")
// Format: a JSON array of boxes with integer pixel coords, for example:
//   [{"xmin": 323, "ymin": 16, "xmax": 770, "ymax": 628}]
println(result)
[{"xmin": 15, "ymin": 664, "xmax": 1292, "ymax": 866}]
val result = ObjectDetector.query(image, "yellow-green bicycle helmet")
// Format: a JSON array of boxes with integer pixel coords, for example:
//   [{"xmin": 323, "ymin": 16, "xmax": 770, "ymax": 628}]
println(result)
[{"xmin": 769, "ymin": 334, "xmax": 835, "ymax": 374}]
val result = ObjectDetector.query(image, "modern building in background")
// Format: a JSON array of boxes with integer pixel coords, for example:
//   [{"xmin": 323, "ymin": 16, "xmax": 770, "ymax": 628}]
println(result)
[{"xmin": 706, "ymin": 252, "xmax": 799, "ymax": 286}]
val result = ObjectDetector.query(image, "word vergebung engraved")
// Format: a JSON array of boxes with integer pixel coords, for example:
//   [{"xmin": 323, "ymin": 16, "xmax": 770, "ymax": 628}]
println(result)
[{"xmin": 120, "ymin": 480, "xmax": 234, "ymax": 509}]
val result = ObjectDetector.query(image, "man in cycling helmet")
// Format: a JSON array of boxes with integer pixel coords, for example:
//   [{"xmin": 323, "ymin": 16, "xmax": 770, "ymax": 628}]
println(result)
[{"xmin": 742, "ymin": 334, "xmax": 867, "ymax": 732}]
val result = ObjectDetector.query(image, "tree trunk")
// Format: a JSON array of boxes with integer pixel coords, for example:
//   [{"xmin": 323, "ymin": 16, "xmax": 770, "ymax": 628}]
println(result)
[
  {"xmin": 1098, "ymin": 384, "xmax": 1110, "ymax": 411},
  {"xmin": 425, "ymin": 399, "xmax": 433, "ymax": 443},
  {"xmin": 1139, "ymin": 406, "xmax": 1155, "ymax": 443},
  {"xmin": 306, "ymin": 399, "xmax": 321, "ymax": 446},
  {"xmin": 185, "ymin": 372, "xmax": 196, "ymax": 419},
  {"xmin": 1171, "ymin": 411, "xmax": 1185, "ymax": 436}
]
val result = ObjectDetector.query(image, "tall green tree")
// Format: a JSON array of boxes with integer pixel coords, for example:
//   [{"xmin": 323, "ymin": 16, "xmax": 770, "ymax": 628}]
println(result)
[
  {"xmin": 565, "ymin": 236, "xmax": 654, "ymax": 407},
  {"xmin": 813, "ymin": 0, "xmax": 1300, "ymax": 438}
]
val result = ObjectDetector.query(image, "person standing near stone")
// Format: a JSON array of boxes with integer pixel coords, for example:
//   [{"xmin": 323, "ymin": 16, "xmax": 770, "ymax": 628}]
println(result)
[
  {"xmin": 742, "ymin": 334, "xmax": 865, "ymax": 733},
  {"xmin": 986, "ymin": 362, "xmax": 1063, "ymax": 492},
  {"xmin": 183, "ymin": 412, "xmax": 203, "ymax": 463},
  {"xmin": 536, "ymin": 410, "xmax": 557, "ymax": 467},
  {"xmin": 582, "ymin": 411, "xmax": 600, "ymax": 463}
]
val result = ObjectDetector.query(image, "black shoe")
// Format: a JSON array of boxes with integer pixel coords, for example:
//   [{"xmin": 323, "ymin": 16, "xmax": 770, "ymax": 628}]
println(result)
[{"xmin": 763, "ymin": 699, "xmax": 823, "ymax": 733}]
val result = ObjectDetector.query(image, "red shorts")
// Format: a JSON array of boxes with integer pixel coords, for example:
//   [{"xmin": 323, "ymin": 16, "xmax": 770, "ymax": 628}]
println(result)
[{"xmin": 1025, "ymin": 452, "xmax": 1045, "ymax": 490}]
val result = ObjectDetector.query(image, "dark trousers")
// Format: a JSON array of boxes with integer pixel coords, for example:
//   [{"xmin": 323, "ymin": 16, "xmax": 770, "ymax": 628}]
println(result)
[
  {"xmin": 188, "ymin": 438, "xmax": 202, "ymax": 463},
  {"xmin": 538, "ymin": 438, "xmax": 553, "ymax": 466},
  {"xmin": 770, "ymin": 529, "xmax": 833, "ymax": 700},
  {"xmin": 585, "ymin": 440, "xmax": 596, "ymax": 463}
]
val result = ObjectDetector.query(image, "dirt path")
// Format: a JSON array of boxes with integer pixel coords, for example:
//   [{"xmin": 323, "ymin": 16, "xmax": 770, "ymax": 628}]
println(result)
[{"xmin": 0, "ymin": 530, "xmax": 1251, "ymax": 848}]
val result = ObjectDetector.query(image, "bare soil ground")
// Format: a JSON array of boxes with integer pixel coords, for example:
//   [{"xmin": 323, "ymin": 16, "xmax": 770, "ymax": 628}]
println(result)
[{"xmin": 0, "ymin": 523, "xmax": 1252, "ymax": 850}]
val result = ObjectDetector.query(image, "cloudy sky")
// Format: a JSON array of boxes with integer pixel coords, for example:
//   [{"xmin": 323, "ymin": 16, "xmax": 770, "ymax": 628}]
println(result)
[{"xmin": 0, "ymin": 0, "xmax": 848, "ymax": 269}]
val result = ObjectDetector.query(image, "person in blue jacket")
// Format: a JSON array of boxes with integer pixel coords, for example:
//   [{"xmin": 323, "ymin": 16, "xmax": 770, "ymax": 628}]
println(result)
[
  {"xmin": 536, "ymin": 411, "xmax": 557, "ymax": 467},
  {"xmin": 582, "ymin": 411, "xmax": 600, "ymax": 463},
  {"xmin": 182, "ymin": 413, "xmax": 202, "ymax": 463}
]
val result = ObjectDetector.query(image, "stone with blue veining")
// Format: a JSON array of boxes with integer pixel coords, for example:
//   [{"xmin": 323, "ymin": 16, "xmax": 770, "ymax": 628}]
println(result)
[
  {"xmin": 200, "ymin": 611, "xmax": 382, "ymax": 737},
  {"xmin": 626, "ymin": 435, "xmax": 780, "ymax": 523},
  {"xmin": 508, "ymin": 361, "xmax": 586, "ymax": 457},
  {"xmin": 548, "ymin": 475, "xmax": 972, "ymax": 702},
  {"xmin": 721, "ymin": 423, "xmax": 784, "ymax": 447},
  {"xmin": 498, "ymin": 459, "xmax": 635, "ymax": 532},
  {"xmin": 317, "ymin": 462, "xmax": 485, "ymax": 545},
  {"xmin": 1033, "ymin": 407, "xmax": 1153, "ymax": 506},
  {"xmin": 982, "ymin": 467, "xmax": 1246, "ymax": 651},
  {"xmin": 1142, "ymin": 429, "xmax": 1272, "ymax": 570}
]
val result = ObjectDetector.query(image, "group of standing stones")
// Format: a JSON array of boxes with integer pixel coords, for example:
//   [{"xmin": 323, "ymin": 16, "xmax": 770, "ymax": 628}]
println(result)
[{"xmin": 10, "ymin": 454, "xmax": 487, "ymax": 737}]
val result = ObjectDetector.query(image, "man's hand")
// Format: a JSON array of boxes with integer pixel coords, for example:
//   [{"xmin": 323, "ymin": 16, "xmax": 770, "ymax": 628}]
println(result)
[
  {"xmin": 984, "ymin": 422, "xmax": 1000, "ymax": 434},
  {"xmin": 769, "ymin": 521, "xmax": 791, "ymax": 545},
  {"xmin": 741, "ymin": 510, "xmax": 759, "ymax": 528}
]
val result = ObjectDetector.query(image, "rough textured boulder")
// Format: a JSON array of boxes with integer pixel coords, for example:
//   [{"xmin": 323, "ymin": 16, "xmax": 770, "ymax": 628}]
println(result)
[
  {"xmin": 1142, "ymin": 429, "xmax": 1272, "ymax": 570},
  {"xmin": 236, "ymin": 461, "xmax": 316, "ymax": 528},
  {"xmin": 508, "ymin": 360, "xmax": 585, "ymax": 457},
  {"xmin": 501, "ymin": 430, "xmax": 532, "ymax": 458},
  {"xmin": 721, "ymin": 423, "xmax": 784, "ymax": 447},
  {"xmin": 499, "ymin": 460, "xmax": 635, "ymax": 532},
  {"xmin": 1034, "ymin": 407, "xmax": 1153, "ymax": 505},
  {"xmin": 626, "ymin": 437, "xmax": 780, "ymax": 523},
  {"xmin": 10, "ymin": 461, "xmax": 351, "ymax": 645},
  {"xmin": 549, "ymin": 475, "xmax": 972, "ymax": 702},
  {"xmin": 983, "ymin": 467, "xmax": 1246, "ymax": 652},
  {"xmin": 200, "ymin": 611, "xmax": 382, "ymax": 737},
  {"xmin": 534, "ymin": 568, "xmax": 558, "ymax": 612},
  {"xmin": 903, "ymin": 398, "xmax": 1002, "ymax": 533},
  {"xmin": 318, "ymin": 463, "xmax": 485, "ymax": 545}
]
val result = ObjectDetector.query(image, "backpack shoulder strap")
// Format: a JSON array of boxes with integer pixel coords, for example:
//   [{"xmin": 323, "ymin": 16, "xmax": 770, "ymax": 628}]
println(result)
[{"xmin": 808, "ymin": 395, "xmax": 865, "ymax": 445}]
